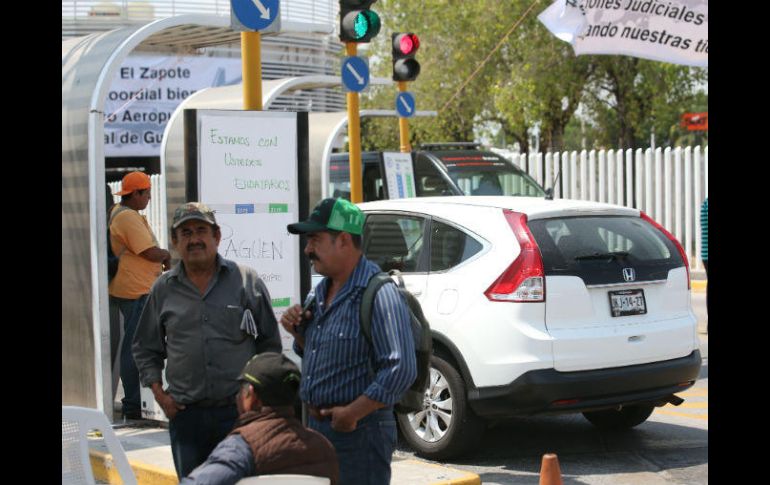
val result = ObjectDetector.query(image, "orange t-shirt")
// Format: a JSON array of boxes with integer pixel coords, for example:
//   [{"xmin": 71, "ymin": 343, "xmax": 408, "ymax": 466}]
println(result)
[{"xmin": 108, "ymin": 206, "xmax": 162, "ymax": 299}]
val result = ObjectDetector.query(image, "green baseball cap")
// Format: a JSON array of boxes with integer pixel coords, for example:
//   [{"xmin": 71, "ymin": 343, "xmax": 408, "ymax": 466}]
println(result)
[{"xmin": 287, "ymin": 198, "xmax": 365, "ymax": 235}]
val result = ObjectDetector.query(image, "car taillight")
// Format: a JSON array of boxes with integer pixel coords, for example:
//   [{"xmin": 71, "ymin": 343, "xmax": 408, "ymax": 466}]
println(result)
[
  {"xmin": 640, "ymin": 211, "xmax": 691, "ymax": 289},
  {"xmin": 484, "ymin": 210, "xmax": 545, "ymax": 302}
]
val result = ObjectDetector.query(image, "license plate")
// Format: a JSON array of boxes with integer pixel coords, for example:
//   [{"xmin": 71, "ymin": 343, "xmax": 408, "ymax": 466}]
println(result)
[{"xmin": 608, "ymin": 289, "xmax": 647, "ymax": 317}]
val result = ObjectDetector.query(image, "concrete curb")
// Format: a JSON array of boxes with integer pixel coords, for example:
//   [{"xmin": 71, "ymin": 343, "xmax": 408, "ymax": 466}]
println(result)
[
  {"xmin": 90, "ymin": 450, "xmax": 178, "ymax": 485},
  {"xmin": 402, "ymin": 459, "xmax": 481, "ymax": 485},
  {"xmin": 89, "ymin": 451, "xmax": 482, "ymax": 485}
]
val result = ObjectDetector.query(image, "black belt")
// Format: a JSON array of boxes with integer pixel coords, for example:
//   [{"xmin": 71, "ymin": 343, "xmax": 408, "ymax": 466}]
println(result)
[{"xmin": 191, "ymin": 394, "xmax": 237, "ymax": 408}]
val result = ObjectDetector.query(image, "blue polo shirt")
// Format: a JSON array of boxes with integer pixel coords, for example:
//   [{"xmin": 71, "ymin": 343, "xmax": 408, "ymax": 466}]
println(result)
[{"xmin": 295, "ymin": 256, "xmax": 416, "ymax": 408}]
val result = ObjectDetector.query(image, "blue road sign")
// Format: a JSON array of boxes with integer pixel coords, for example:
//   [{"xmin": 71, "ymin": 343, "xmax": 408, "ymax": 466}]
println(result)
[
  {"xmin": 231, "ymin": 0, "xmax": 280, "ymax": 31},
  {"xmin": 395, "ymin": 91, "xmax": 416, "ymax": 118},
  {"xmin": 341, "ymin": 56, "xmax": 370, "ymax": 93}
]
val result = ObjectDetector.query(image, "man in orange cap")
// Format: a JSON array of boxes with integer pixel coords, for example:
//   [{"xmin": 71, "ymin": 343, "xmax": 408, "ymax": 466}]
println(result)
[{"xmin": 108, "ymin": 171, "xmax": 171, "ymax": 420}]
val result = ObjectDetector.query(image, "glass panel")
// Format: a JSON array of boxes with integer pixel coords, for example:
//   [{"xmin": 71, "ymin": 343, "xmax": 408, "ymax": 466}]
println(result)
[
  {"xmin": 363, "ymin": 214, "xmax": 427, "ymax": 273},
  {"xmin": 430, "ymin": 220, "xmax": 483, "ymax": 272}
]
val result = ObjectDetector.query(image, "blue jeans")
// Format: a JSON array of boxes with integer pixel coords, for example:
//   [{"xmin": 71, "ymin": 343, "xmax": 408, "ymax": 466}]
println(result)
[
  {"xmin": 308, "ymin": 407, "xmax": 397, "ymax": 485},
  {"xmin": 169, "ymin": 403, "xmax": 239, "ymax": 479},
  {"xmin": 114, "ymin": 295, "xmax": 147, "ymax": 416}
]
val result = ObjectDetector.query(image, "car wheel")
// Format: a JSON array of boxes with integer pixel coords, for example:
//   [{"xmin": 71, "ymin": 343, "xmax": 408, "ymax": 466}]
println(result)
[
  {"xmin": 396, "ymin": 355, "xmax": 484, "ymax": 460},
  {"xmin": 582, "ymin": 403, "xmax": 655, "ymax": 430}
]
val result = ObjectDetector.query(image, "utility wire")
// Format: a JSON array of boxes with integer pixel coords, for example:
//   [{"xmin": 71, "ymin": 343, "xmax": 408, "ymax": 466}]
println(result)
[{"xmin": 441, "ymin": 0, "xmax": 541, "ymax": 113}]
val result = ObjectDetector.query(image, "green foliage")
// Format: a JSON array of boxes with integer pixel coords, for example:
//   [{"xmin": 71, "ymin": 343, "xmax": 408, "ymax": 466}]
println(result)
[{"xmin": 360, "ymin": 0, "xmax": 708, "ymax": 152}]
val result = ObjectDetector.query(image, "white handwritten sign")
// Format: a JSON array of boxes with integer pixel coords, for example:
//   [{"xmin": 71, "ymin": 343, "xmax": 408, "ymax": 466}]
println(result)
[{"xmin": 197, "ymin": 110, "xmax": 301, "ymax": 352}]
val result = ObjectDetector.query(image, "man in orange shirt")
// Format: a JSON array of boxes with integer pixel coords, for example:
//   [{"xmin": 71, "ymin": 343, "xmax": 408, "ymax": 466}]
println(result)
[{"xmin": 109, "ymin": 171, "xmax": 171, "ymax": 419}]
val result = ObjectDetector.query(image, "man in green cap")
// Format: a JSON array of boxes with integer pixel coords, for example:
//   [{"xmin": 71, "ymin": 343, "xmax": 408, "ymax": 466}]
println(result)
[{"xmin": 280, "ymin": 197, "xmax": 416, "ymax": 485}]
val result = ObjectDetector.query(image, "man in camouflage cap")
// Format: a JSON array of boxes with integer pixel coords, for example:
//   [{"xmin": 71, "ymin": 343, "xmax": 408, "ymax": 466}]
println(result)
[{"xmin": 133, "ymin": 202, "xmax": 282, "ymax": 479}]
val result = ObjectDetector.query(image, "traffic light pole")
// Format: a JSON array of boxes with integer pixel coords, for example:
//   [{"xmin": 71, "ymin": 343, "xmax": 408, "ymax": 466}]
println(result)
[
  {"xmin": 346, "ymin": 42, "xmax": 364, "ymax": 203},
  {"xmin": 397, "ymin": 81, "xmax": 411, "ymax": 153},
  {"xmin": 241, "ymin": 32, "xmax": 263, "ymax": 110}
]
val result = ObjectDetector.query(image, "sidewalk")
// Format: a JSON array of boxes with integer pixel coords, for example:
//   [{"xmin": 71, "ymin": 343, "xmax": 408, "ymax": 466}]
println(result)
[{"xmin": 88, "ymin": 424, "xmax": 481, "ymax": 485}]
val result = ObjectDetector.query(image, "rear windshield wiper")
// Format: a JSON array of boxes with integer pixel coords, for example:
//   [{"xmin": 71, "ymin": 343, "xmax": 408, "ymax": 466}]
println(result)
[{"xmin": 574, "ymin": 251, "xmax": 630, "ymax": 261}]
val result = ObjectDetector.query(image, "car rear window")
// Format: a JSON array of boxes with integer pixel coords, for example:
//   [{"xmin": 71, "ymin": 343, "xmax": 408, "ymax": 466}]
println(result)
[
  {"xmin": 434, "ymin": 152, "xmax": 544, "ymax": 197},
  {"xmin": 527, "ymin": 216, "xmax": 684, "ymax": 285}
]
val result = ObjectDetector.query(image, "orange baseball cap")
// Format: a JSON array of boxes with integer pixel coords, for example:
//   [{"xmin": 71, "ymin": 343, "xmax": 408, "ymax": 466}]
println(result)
[{"xmin": 115, "ymin": 171, "xmax": 151, "ymax": 196}]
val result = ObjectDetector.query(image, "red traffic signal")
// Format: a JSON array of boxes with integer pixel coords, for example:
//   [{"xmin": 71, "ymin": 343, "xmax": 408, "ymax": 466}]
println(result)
[{"xmin": 392, "ymin": 32, "xmax": 421, "ymax": 82}]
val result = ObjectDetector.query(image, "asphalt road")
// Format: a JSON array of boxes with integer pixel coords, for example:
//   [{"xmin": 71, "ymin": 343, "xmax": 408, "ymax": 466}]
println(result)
[{"xmin": 395, "ymin": 292, "xmax": 708, "ymax": 484}]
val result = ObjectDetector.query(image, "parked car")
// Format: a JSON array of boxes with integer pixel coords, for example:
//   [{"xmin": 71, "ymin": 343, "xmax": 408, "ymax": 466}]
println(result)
[
  {"xmin": 327, "ymin": 143, "xmax": 545, "ymax": 202},
  {"xmin": 357, "ymin": 196, "xmax": 701, "ymax": 459}
]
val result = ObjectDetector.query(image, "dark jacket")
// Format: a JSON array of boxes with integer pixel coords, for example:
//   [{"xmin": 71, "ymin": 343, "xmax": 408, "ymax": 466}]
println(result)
[{"xmin": 232, "ymin": 406, "xmax": 339, "ymax": 485}]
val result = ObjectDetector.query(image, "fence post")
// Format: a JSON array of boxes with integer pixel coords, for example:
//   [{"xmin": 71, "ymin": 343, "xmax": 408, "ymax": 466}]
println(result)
[
  {"xmin": 674, "ymin": 146, "xmax": 683, "ymax": 245},
  {"xmin": 664, "ymin": 147, "xmax": 672, "ymax": 232},
  {"xmin": 570, "ymin": 151, "xmax": 578, "ymax": 200},
  {"xmin": 599, "ymin": 149, "xmax": 607, "ymax": 203},
  {"xmin": 644, "ymin": 148, "xmax": 653, "ymax": 216},
  {"xmin": 580, "ymin": 150, "xmax": 588, "ymax": 200},
  {"xmin": 694, "ymin": 146, "xmax": 702, "ymax": 270},
  {"xmin": 625, "ymin": 149, "xmax": 634, "ymax": 207},
  {"xmin": 588, "ymin": 150, "xmax": 597, "ymax": 201},
  {"xmin": 684, "ymin": 146, "xmax": 693, "ymax": 269},
  {"xmin": 654, "ymin": 148, "xmax": 663, "ymax": 224},
  {"xmin": 635, "ymin": 148, "xmax": 643, "ymax": 210},
  {"xmin": 608, "ymin": 149, "xmax": 615, "ymax": 205}
]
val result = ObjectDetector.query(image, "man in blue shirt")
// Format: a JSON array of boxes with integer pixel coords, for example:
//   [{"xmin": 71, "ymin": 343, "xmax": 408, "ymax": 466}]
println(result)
[{"xmin": 281, "ymin": 198, "xmax": 416, "ymax": 485}]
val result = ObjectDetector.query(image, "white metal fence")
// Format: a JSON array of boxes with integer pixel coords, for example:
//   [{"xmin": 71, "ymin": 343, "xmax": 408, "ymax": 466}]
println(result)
[
  {"xmin": 109, "ymin": 174, "xmax": 168, "ymax": 250},
  {"xmin": 107, "ymin": 146, "xmax": 708, "ymax": 272},
  {"xmin": 503, "ymin": 146, "xmax": 708, "ymax": 271}
]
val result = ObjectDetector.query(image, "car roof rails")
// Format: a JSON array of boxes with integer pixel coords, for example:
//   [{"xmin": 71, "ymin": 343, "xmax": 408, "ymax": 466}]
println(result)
[{"xmin": 418, "ymin": 142, "xmax": 481, "ymax": 151}]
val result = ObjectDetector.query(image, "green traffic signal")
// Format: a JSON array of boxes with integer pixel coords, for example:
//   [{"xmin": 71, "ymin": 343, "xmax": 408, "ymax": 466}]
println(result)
[{"xmin": 340, "ymin": 1, "xmax": 381, "ymax": 43}]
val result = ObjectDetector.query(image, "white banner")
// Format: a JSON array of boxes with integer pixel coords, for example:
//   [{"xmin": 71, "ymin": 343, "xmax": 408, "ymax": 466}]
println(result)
[
  {"xmin": 538, "ymin": 0, "xmax": 708, "ymax": 67},
  {"xmin": 105, "ymin": 55, "xmax": 242, "ymax": 157}
]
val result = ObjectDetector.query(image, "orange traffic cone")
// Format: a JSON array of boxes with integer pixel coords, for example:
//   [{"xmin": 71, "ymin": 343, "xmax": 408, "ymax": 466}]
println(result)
[{"xmin": 539, "ymin": 453, "xmax": 564, "ymax": 485}]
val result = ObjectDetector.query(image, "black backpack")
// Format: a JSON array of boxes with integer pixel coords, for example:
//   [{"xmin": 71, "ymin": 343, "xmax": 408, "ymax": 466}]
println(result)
[
  {"xmin": 359, "ymin": 270, "xmax": 432, "ymax": 414},
  {"xmin": 107, "ymin": 205, "xmax": 130, "ymax": 281}
]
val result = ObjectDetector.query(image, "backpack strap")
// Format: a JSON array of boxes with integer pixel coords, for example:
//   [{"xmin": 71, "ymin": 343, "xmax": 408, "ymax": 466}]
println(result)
[
  {"xmin": 359, "ymin": 272, "xmax": 393, "ymax": 345},
  {"xmin": 108, "ymin": 205, "xmax": 133, "ymax": 259}
]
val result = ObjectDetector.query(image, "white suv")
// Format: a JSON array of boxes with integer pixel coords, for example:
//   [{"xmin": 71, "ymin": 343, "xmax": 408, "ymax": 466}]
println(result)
[{"xmin": 357, "ymin": 196, "xmax": 701, "ymax": 459}]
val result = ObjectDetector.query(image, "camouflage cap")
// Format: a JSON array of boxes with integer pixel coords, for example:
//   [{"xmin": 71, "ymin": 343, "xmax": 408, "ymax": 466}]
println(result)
[
  {"xmin": 172, "ymin": 202, "xmax": 217, "ymax": 230},
  {"xmin": 238, "ymin": 352, "xmax": 301, "ymax": 405},
  {"xmin": 287, "ymin": 198, "xmax": 364, "ymax": 235}
]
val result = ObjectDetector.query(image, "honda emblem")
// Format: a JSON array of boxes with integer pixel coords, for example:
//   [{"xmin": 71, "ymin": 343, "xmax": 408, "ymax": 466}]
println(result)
[{"xmin": 622, "ymin": 268, "xmax": 636, "ymax": 282}]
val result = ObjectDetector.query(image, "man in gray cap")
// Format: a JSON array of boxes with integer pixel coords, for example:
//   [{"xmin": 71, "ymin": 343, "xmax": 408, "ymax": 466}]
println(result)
[
  {"xmin": 133, "ymin": 202, "xmax": 282, "ymax": 479},
  {"xmin": 181, "ymin": 352, "xmax": 339, "ymax": 485}
]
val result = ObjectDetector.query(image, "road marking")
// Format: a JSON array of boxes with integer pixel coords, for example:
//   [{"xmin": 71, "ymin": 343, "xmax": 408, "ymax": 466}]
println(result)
[
  {"xmin": 656, "ymin": 408, "xmax": 708, "ymax": 420},
  {"xmin": 678, "ymin": 388, "xmax": 708, "ymax": 397},
  {"xmin": 666, "ymin": 402, "xmax": 708, "ymax": 409}
]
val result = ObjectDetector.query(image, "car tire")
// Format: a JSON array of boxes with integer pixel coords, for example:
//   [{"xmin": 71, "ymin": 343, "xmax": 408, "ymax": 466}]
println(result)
[
  {"xmin": 582, "ymin": 403, "xmax": 655, "ymax": 430},
  {"xmin": 396, "ymin": 355, "xmax": 485, "ymax": 460}
]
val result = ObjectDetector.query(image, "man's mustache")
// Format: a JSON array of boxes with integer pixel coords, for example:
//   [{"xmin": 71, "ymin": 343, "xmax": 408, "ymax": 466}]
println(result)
[
  {"xmin": 308, "ymin": 252, "xmax": 319, "ymax": 262},
  {"xmin": 187, "ymin": 243, "xmax": 206, "ymax": 251}
]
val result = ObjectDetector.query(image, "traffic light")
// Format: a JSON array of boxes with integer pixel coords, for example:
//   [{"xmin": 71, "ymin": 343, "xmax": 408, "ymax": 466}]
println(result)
[
  {"xmin": 392, "ymin": 32, "xmax": 421, "ymax": 82},
  {"xmin": 339, "ymin": 1, "xmax": 381, "ymax": 43}
]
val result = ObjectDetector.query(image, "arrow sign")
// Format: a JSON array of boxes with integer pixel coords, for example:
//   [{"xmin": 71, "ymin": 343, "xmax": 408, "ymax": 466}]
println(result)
[
  {"xmin": 231, "ymin": 0, "xmax": 280, "ymax": 31},
  {"xmin": 395, "ymin": 91, "xmax": 416, "ymax": 118},
  {"xmin": 341, "ymin": 56, "xmax": 370, "ymax": 93}
]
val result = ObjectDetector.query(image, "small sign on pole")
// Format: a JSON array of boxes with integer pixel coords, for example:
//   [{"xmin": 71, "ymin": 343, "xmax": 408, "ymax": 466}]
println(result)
[
  {"xmin": 231, "ymin": 0, "xmax": 281, "ymax": 32},
  {"xmin": 341, "ymin": 56, "xmax": 370, "ymax": 93},
  {"xmin": 395, "ymin": 91, "xmax": 415, "ymax": 118}
]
